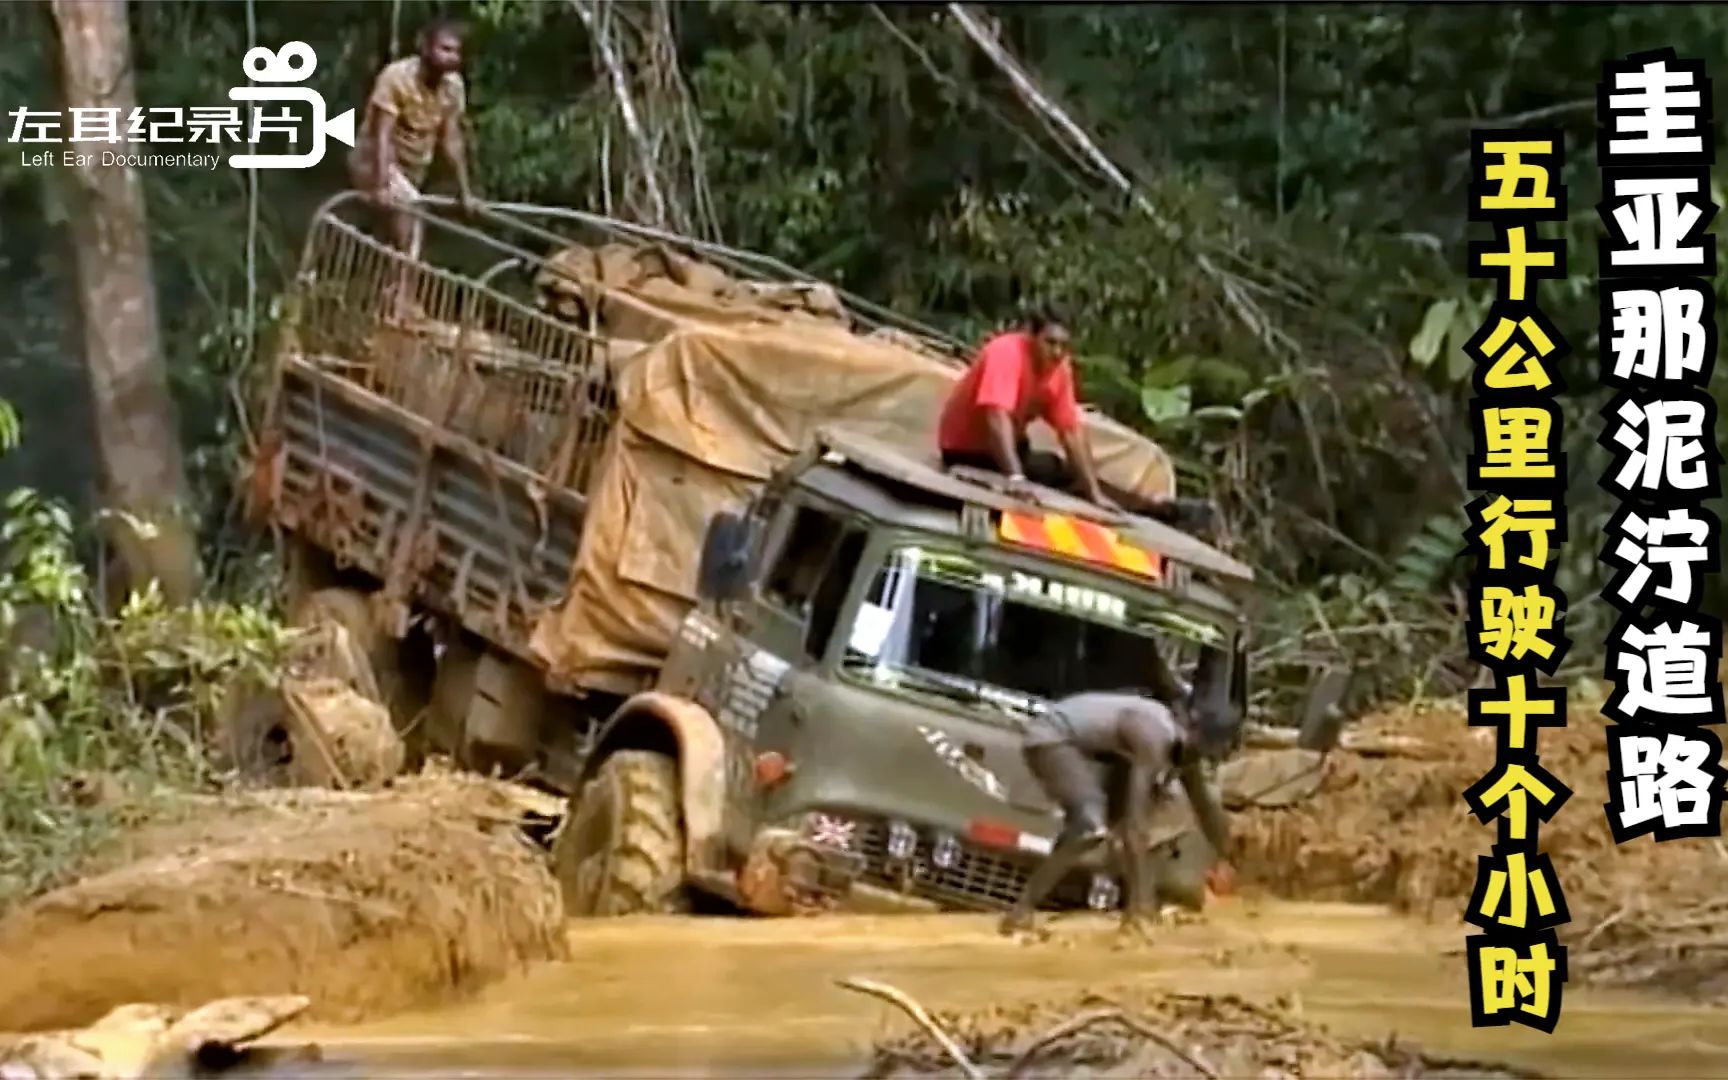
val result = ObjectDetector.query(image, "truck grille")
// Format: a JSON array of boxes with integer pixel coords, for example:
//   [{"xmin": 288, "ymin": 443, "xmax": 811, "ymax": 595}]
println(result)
[{"xmin": 853, "ymin": 818, "xmax": 1033, "ymax": 911}]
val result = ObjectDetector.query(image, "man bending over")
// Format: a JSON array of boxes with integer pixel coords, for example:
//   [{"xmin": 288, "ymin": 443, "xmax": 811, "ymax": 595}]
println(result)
[{"xmin": 1000, "ymin": 691, "xmax": 1232, "ymax": 937}]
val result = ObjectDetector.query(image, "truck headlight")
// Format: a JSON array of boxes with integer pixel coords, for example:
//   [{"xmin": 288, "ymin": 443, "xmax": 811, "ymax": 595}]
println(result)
[
  {"xmin": 931, "ymin": 832, "xmax": 960, "ymax": 869},
  {"xmin": 886, "ymin": 819, "xmax": 917, "ymax": 860},
  {"xmin": 1087, "ymin": 873, "xmax": 1120, "ymax": 911}
]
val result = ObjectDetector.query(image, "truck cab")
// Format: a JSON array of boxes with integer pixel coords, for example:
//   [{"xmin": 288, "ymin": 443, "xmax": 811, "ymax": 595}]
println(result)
[{"xmin": 555, "ymin": 428, "xmax": 1252, "ymax": 917}]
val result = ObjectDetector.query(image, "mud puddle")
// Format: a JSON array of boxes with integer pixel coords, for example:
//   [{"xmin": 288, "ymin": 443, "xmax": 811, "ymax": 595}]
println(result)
[{"xmin": 289, "ymin": 901, "xmax": 1728, "ymax": 1077}]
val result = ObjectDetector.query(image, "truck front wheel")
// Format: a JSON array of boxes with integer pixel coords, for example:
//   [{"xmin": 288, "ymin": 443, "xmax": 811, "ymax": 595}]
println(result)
[{"xmin": 553, "ymin": 750, "xmax": 689, "ymax": 916}]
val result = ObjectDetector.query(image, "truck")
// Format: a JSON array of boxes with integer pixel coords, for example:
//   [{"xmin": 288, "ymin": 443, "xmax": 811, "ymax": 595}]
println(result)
[{"xmin": 246, "ymin": 193, "xmax": 1274, "ymax": 918}]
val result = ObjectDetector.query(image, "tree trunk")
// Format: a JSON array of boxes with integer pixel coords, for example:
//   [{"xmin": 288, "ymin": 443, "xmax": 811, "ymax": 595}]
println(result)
[{"xmin": 48, "ymin": 0, "xmax": 201, "ymax": 605}]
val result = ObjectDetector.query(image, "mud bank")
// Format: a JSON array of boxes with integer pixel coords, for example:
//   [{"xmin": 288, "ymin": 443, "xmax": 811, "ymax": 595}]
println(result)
[
  {"xmin": 0, "ymin": 774, "xmax": 567, "ymax": 1033},
  {"xmin": 1234, "ymin": 700, "xmax": 1728, "ymax": 997}
]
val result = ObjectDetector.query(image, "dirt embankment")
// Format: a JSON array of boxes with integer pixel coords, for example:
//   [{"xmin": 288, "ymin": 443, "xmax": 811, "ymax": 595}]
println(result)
[
  {"xmin": 0, "ymin": 772, "xmax": 569, "ymax": 1033},
  {"xmin": 1234, "ymin": 700, "xmax": 1728, "ymax": 997},
  {"xmin": 865, "ymin": 986, "xmax": 1539, "ymax": 1079}
]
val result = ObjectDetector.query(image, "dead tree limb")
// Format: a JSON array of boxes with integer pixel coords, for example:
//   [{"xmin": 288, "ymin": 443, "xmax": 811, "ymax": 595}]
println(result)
[
  {"xmin": 836, "ymin": 976, "xmax": 983, "ymax": 1080},
  {"xmin": 945, "ymin": 3, "xmax": 1153, "ymax": 219},
  {"xmin": 570, "ymin": 0, "xmax": 667, "ymax": 227},
  {"xmin": 1006, "ymin": 1007, "xmax": 1218, "ymax": 1079}
]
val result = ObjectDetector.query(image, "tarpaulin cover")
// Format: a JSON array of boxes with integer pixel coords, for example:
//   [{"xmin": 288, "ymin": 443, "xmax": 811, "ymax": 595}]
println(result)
[{"xmin": 527, "ymin": 246, "xmax": 1179, "ymax": 694}]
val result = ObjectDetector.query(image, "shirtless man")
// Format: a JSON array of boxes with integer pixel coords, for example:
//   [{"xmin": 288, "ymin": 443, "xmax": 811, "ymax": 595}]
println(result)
[
  {"xmin": 1001, "ymin": 690, "xmax": 1232, "ymax": 936},
  {"xmin": 349, "ymin": 19, "xmax": 477, "ymax": 314}
]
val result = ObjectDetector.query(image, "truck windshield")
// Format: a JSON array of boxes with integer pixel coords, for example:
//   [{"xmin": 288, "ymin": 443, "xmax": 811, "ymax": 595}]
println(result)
[{"xmin": 840, "ymin": 545, "xmax": 1226, "ymax": 722}]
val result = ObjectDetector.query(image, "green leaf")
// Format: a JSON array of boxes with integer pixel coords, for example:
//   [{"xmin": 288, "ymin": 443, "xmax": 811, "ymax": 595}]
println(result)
[
  {"xmin": 0, "ymin": 399, "xmax": 19, "ymax": 455},
  {"xmin": 1445, "ymin": 329, "xmax": 1475, "ymax": 383},
  {"xmin": 1189, "ymin": 404, "xmax": 1245, "ymax": 423},
  {"xmin": 1140, "ymin": 383, "xmax": 1193, "ymax": 424},
  {"xmin": 1141, "ymin": 357, "xmax": 1197, "ymax": 389},
  {"xmin": 1409, "ymin": 298, "xmax": 1457, "ymax": 367}
]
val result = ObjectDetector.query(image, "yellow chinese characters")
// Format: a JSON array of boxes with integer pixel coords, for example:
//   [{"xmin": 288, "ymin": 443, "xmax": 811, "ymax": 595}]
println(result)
[
  {"xmin": 1476, "ymin": 850, "xmax": 1561, "ymax": 930},
  {"xmin": 1474, "ymin": 940, "xmax": 1562, "ymax": 1028},
  {"xmin": 1473, "ymin": 496, "xmax": 1557, "ymax": 571},
  {"xmin": 1477, "ymin": 591, "xmax": 1560, "ymax": 665},
  {"xmin": 1474, "ymin": 226, "xmax": 1559, "ymax": 303},
  {"xmin": 1478, "ymin": 140, "xmax": 1560, "ymax": 212},
  {"xmin": 1475, "ymin": 314, "xmax": 1560, "ymax": 391},
  {"xmin": 1471, "ymin": 760, "xmax": 1562, "ymax": 843},
  {"xmin": 1462, "ymin": 124, "xmax": 1573, "ymax": 1033},
  {"xmin": 1479, "ymin": 407, "xmax": 1556, "ymax": 479}
]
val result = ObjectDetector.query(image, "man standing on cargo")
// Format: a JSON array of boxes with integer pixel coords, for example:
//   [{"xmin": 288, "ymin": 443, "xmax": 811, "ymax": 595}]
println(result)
[
  {"xmin": 349, "ymin": 17, "xmax": 478, "ymax": 312},
  {"xmin": 999, "ymin": 691, "xmax": 1233, "ymax": 937}
]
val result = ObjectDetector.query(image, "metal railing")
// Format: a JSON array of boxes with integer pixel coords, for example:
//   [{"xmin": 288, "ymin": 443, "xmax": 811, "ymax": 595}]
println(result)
[
  {"xmin": 280, "ymin": 192, "xmax": 969, "ymax": 496},
  {"xmin": 287, "ymin": 203, "xmax": 618, "ymax": 494},
  {"xmin": 460, "ymin": 199, "xmax": 967, "ymax": 354}
]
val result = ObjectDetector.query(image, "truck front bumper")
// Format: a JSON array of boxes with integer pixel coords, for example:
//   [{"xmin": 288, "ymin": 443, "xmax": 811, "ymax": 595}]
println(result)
[{"xmin": 736, "ymin": 813, "xmax": 1124, "ymax": 916}]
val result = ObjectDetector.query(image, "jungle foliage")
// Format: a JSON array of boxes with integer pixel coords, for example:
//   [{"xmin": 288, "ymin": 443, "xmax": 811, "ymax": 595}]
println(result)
[{"xmin": 2, "ymin": 1, "xmax": 1727, "ymax": 725}]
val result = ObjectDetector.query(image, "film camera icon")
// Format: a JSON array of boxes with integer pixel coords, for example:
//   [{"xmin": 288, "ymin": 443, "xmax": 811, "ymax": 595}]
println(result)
[{"xmin": 228, "ymin": 42, "xmax": 356, "ymax": 170}]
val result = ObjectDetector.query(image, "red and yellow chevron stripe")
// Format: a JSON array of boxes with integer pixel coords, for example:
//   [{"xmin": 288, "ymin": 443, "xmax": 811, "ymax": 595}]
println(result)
[{"xmin": 998, "ymin": 511, "xmax": 1163, "ymax": 581}]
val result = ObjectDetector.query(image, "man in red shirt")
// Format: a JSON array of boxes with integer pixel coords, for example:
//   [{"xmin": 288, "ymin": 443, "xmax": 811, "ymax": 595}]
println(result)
[
  {"xmin": 938, "ymin": 312, "xmax": 1116, "ymax": 506},
  {"xmin": 939, "ymin": 311, "xmax": 1220, "ymax": 535}
]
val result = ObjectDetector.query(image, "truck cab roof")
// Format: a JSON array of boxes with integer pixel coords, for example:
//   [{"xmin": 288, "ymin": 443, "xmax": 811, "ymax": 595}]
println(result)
[{"xmin": 780, "ymin": 427, "xmax": 1254, "ymax": 620}]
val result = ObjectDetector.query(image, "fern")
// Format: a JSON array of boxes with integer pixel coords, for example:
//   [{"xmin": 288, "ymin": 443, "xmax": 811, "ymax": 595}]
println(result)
[{"xmin": 1390, "ymin": 511, "xmax": 1466, "ymax": 595}]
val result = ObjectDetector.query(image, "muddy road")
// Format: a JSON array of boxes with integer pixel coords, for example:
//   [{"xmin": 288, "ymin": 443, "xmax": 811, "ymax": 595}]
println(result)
[
  {"xmin": 10, "ymin": 705, "xmax": 1726, "ymax": 1077},
  {"xmin": 298, "ymin": 902, "xmax": 1728, "ymax": 1078}
]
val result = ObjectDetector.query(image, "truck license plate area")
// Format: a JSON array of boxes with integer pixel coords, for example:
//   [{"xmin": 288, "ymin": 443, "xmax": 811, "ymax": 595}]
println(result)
[{"xmin": 851, "ymin": 817, "xmax": 1032, "ymax": 911}]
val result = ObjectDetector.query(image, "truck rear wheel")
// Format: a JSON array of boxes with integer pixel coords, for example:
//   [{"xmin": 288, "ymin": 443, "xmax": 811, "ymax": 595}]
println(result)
[
  {"xmin": 288, "ymin": 588, "xmax": 389, "ymax": 677},
  {"xmin": 553, "ymin": 750, "xmax": 688, "ymax": 916},
  {"xmin": 288, "ymin": 587, "xmax": 419, "ymax": 731}
]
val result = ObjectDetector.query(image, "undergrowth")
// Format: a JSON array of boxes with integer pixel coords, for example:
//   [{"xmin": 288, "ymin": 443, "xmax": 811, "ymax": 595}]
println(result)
[{"xmin": 0, "ymin": 489, "xmax": 291, "ymax": 907}]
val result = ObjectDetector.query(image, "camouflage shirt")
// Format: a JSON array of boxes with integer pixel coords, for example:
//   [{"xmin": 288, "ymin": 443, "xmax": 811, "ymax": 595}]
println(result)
[{"xmin": 355, "ymin": 57, "xmax": 465, "ymax": 186}]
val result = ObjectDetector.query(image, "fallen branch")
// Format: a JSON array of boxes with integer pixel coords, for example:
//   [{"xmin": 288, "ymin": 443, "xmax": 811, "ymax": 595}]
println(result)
[
  {"xmin": 837, "ymin": 976, "xmax": 982, "ymax": 1080},
  {"xmin": 945, "ymin": 3, "xmax": 1153, "ymax": 219},
  {"xmin": 1436, "ymin": 98, "xmax": 1594, "ymax": 131},
  {"xmin": 1006, "ymin": 1007, "xmax": 1217, "ymax": 1080},
  {"xmin": 570, "ymin": 0, "xmax": 668, "ymax": 228},
  {"xmin": 264, "ymin": 883, "xmax": 405, "ymax": 920}
]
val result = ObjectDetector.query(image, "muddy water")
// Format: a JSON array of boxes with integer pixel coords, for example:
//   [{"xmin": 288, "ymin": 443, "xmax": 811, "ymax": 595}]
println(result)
[{"xmin": 300, "ymin": 901, "xmax": 1728, "ymax": 1078}]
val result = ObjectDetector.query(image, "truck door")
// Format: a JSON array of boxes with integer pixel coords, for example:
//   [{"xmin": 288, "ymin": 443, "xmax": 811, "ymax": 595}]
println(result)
[{"xmin": 703, "ymin": 499, "xmax": 867, "ymax": 844}]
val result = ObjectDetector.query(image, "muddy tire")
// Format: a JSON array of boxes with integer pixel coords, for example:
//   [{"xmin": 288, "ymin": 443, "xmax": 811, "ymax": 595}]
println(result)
[
  {"xmin": 289, "ymin": 588, "xmax": 388, "ymax": 674},
  {"xmin": 553, "ymin": 750, "xmax": 689, "ymax": 916},
  {"xmin": 288, "ymin": 587, "xmax": 420, "ymax": 731},
  {"xmin": 214, "ymin": 680, "xmax": 296, "ymax": 788}
]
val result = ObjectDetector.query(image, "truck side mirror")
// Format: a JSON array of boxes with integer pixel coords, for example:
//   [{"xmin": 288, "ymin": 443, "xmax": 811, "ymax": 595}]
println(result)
[
  {"xmin": 1298, "ymin": 666, "xmax": 1351, "ymax": 752},
  {"xmin": 697, "ymin": 511, "xmax": 754, "ymax": 602}
]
